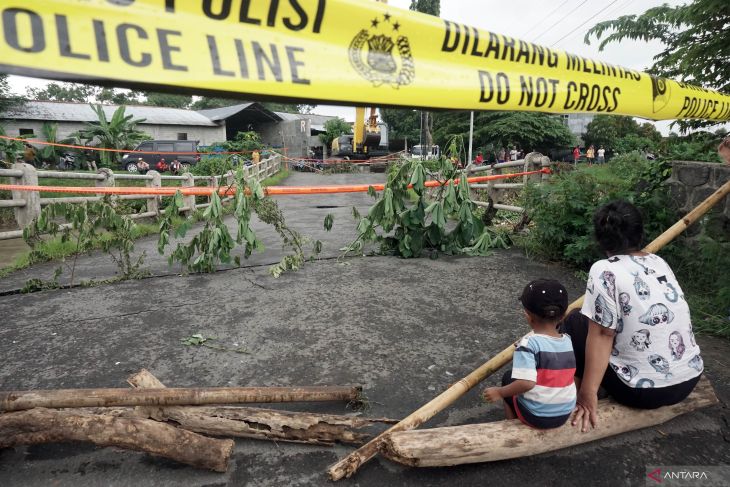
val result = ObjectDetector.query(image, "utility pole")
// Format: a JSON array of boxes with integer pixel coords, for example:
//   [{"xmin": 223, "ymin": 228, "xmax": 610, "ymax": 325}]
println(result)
[{"xmin": 467, "ymin": 111, "xmax": 474, "ymax": 167}]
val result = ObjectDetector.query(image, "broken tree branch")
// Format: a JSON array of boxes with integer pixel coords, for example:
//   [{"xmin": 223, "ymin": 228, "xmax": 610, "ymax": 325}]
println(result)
[
  {"xmin": 0, "ymin": 385, "xmax": 361, "ymax": 412},
  {"xmin": 327, "ymin": 180, "xmax": 730, "ymax": 480},
  {"xmin": 0, "ymin": 407, "xmax": 233, "ymax": 472},
  {"xmin": 126, "ymin": 369, "xmax": 395, "ymax": 446}
]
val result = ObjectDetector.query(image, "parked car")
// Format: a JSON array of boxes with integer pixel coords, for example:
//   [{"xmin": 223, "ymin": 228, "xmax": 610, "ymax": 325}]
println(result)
[{"xmin": 121, "ymin": 140, "xmax": 200, "ymax": 173}]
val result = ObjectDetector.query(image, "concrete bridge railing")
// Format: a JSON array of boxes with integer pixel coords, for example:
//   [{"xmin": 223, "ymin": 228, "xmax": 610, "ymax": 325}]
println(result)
[
  {"xmin": 468, "ymin": 152, "xmax": 553, "ymax": 212},
  {"xmin": 0, "ymin": 154, "xmax": 283, "ymax": 240}
]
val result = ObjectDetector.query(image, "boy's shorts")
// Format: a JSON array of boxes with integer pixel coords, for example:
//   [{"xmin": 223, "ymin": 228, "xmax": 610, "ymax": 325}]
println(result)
[{"xmin": 501, "ymin": 370, "xmax": 571, "ymax": 429}]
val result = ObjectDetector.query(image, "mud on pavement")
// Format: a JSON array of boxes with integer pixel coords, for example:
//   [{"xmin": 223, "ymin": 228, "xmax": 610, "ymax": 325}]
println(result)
[{"xmin": 1, "ymin": 249, "xmax": 729, "ymax": 487}]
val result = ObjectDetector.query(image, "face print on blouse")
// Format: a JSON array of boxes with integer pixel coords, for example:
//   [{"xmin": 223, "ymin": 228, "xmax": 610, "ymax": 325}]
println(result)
[
  {"xmin": 619, "ymin": 292, "xmax": 632, "ymax": 316},
  {"xmin": 688, "ymin": 355, "xmax": 703, "ymax": 372},
  {"xmin": 668, "ymin": 331, "xmax": 686, "ymax": 360},
  {"xmin": 593, "ymin": 294, "xmax": 614, "ymax": 328},
  {"xmin": 648, "ymin": 353, "xmax": 673, "ymax": 378},
  {"xmin": 639, "ymin": 304, "xmax": 675, "ymax": 326},
  {"xmin": 600, "ymin": 270, "xmax": 616, "ymax": 296},
  {"xmin": 611, "ymin": 363, "xmax": 639, "ymax": 382},
  {"xmin": 630, "ymin": 329, "xmax": 651, "ymax": 351},
  {"xmin": 632, "ymin": 273, "xmax": 651, "ymax": 301},
  {"xmin": 630, "ymin": 255, "xmax": 656, "ymax": 275}
]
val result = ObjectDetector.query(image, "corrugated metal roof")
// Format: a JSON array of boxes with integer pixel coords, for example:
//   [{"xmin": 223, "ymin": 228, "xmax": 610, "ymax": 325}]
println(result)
[
  {"xmin": 3, "ymin": 101, "xmax": 219, "ymax": 126},
  {"xmin": 274, "ymin": 112, "xmax": 340, "ymax": 125},
  {"xmin": 197, "ymin": 102, "xmax": 282, "ymax": 122},
  {"xmin": 274, "ymin": 112, "xmax": 301, "ymax": 121},
  {"xmin": 196, "ymin": 103, "xmax": 256, "ymax": 121}
]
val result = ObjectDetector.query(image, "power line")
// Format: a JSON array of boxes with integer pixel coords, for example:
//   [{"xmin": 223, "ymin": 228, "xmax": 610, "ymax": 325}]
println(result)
[
  {"xmin": 531, "ymin": 0, "xmax": 590, "ymax": 43},
  {"xmin": 519, "ymin": 0, "xmax": 572, "ymax": 39},
  {"xmin": 550, "ymin": 0, "xmax": 622, "ymax": 47},
  {"xmin": 550, "ymin": 0, "xmax": 632, "ymax": 47}
]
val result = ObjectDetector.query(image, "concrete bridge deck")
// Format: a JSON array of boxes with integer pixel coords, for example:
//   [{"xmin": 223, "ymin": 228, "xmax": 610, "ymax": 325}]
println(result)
[{"xmin": 1, "ymin": 172, "xmax": 728, "ymax": 487}]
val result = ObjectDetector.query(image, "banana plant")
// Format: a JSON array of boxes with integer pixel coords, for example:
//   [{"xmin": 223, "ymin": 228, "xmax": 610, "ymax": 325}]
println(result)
[{"xmin": 76, "ymin": 105, "xmax": 148, "ymax": 167}]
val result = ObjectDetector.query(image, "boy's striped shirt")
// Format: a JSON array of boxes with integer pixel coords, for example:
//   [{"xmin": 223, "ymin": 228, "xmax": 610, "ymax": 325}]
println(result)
[{"xmin": 512, "ymin": 333, "xmax": 577, "ymax": 417}]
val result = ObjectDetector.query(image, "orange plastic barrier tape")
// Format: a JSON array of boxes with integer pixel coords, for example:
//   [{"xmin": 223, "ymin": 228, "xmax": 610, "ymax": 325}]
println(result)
[
  {"xmin": 0, "ymin": 135, "xmax": 280, "ymax": 156},
  {"xmin": 0, "ymin": 169, "xmax": 548, "ymax": 197}
]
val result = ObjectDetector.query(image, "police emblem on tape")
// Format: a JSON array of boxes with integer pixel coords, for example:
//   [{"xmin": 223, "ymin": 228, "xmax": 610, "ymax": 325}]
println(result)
[
  {"xmin": 650, "ymin": 75, "xmax": 671, "ymax": 113},
  {"xmin": 349, "ymin": 13, "xmax": 414, "ymax": 87}
]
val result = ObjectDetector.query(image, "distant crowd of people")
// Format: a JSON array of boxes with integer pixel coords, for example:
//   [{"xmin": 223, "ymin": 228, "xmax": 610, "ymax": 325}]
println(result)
[
  {"xmin": 572, "ymin": 145, "xmax": 606, "ymax": 165},
  {"xmin": 472, "ymin": 147, "xmax": 527, "ymax": 166},
  {"xmin": 134, "ymin": 158, "xmax": 181, "ymax": 175}
]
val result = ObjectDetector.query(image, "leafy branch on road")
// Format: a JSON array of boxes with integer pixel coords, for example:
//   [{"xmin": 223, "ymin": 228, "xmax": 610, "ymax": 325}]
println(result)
[
  {"xmin": 181, "ymin": 333, "xmax": 249, "ymax": 354},
  {"xmin": 158, "ymin": 166, "xmax": 320, "ymax": 277},
  {"xmin": 342, "ymin": 137, "xmax": 509, "ymax": 258},
  {"xmin": 23, "ymin": 197, "xmax": 148, "ymax": 287}
]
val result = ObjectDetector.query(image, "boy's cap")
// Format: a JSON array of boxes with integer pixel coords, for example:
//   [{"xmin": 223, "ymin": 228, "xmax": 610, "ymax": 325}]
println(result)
[{"xmin": 520, "ymin": 279, "xmax": 568, "ymax": 319}]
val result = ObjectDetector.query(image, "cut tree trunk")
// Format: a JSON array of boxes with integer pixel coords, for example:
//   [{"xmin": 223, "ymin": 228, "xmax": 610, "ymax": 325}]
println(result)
[
  {"xmin": 381, "ymin": 376, "xmax": 718, "ymax": 467},
  {"xmin": 126, "ymin": 370, "xmax": 396, "ymax": 446},
  {"xmin": 0, "ymin": 407, "xmax": 233, "ymax": 472},
  {"xmin": 0, "ymin": 385, "xmax": 361, "ymax": 412},
  {"xmin": 327, "ymin": 181, "xmax": 730, "ymax": 480}
]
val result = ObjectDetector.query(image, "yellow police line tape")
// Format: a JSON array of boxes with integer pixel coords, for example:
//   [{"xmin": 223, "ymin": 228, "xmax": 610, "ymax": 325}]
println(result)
[{"xmin": 0, "ymin": 0, "xmax": 728, "ymax": 121}]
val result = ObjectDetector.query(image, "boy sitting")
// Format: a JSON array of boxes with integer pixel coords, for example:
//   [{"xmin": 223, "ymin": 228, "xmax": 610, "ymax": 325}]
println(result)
[{"xmin": 483, "ymin": 279, "xmax": 576, "ymax": 428}]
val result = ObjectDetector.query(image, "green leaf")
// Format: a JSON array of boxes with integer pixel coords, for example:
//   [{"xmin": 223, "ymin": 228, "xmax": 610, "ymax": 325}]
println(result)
[{"xmin": 324, "ymin": 213, "xmax": 334, "ymax": 231}]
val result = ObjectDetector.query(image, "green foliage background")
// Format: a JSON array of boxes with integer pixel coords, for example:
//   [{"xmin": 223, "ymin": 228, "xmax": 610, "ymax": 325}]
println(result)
[{"xmin": 522, "ymin": 153, "xmax": 730, "ymax": 337}]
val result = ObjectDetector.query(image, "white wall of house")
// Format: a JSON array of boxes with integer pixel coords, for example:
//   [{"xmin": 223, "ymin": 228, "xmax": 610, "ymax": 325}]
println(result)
[{"xmin": 2, "ymin": 120, "xmax": 226, "ymax": 146}]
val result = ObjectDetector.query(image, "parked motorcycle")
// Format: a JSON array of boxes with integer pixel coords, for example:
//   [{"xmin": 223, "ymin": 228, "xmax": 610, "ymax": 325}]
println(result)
[{"xmin": 58, "ymin": 152, "xmax": 76, "ymax": 170}]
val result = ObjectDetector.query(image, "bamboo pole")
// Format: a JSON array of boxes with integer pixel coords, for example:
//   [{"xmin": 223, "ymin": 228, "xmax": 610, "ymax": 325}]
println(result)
[
  {"xmin": 327, "ymin": 179, "xmax": 730, "ymax": 480},
  {"xmin": 0, "ymin": 408, "xmax": 234, "ymax": 472},
  {"xmin": 127, "ymin": 369, "xmax": 396, "ymax": 446},
  {"xmin": 0, "ymin": 385, "xmax": 362, "ymax": 412}
]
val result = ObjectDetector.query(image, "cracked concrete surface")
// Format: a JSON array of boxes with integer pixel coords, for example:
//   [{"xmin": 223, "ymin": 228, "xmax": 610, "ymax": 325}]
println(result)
[{"xmin": 0, "ymin": 171, "xmax": 728, "ymax": 487}]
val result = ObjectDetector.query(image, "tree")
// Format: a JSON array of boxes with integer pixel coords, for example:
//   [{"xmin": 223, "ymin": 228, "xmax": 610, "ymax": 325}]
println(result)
[
  {"xmin": 432, "ymin": 111, "xmax": 575, "ymax": 156},
  {"xmin": 583, "ymin": 115, "xmax": 661, "ymax": 152},
  {"xmin": 190, "ymin": 97, "xmax": 242, "ymax": 110},
  {"xmin": 585, "ymin": 0, "xmax": 730, "ymax": 129},
  {"xmin": 318, "ymin": 118, "xmax": 352, "ymax": 156},
  {"xmin": 261, "ymin": 102, "xmax": 315, "ymax": 114},
  {"xmin": 76, "ymin": 105, "xmax": 148, "ymax": 166},
  {"xmin": 381, "ymin": 108, "xmax": 420, "ymax": 142},
  {"xmin": 27, "ymin": 83, "xmax": 98, "ymax": 102},
  {"xmin": 26, "ymin": 82, "xmax": 144, "ymax": 106},
  {"xmin": 39, "ymin": 122, "xmax": 61, "ymax": 165},
  {"xmin": 409, "ymin": 0, "xmax": 440, "ymax": 151},
  {"xmin": 410, "ymin": 0, "xmax": 439, "ymax": 16},
  {"xmin": 143, "ymin": 92, "xmax": 192, "ymax": 109},
  {"xmin": 97, "ymin": 88, "xmax": 143, "ymax": 105},
  {"xmin": 0, "ymin": 74, "xmax": 23, "ymax": 114}
]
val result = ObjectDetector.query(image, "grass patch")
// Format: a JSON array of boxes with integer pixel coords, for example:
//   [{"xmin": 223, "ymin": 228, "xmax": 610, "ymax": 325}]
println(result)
[
  {"xmin": 0, "ymin": 169, "xmax": 289, "ymax": 278},
  {"xmin": 0, "ymin": 220, "xmax": 162, "ymax": 279},
  {"xmin": 261, "ymin": 169, "xmax": 290, "ymax": 187}
]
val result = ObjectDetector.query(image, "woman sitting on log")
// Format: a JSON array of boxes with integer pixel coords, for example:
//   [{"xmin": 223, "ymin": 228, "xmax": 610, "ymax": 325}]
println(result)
[{"xmin": 561, "ymin": 200, "xmax": 703, "ymax": 432}]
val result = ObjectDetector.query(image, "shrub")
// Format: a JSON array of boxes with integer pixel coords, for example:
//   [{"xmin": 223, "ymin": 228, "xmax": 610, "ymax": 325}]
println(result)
[
  {"xmin": 522, "ymin": 152, "xmax": 674, "ymax": 268},
  {"xmin": 191, "ymin": 155, "xmax": 235, "ymax": 177},
  {"xmin": 522, "ymin": 153, "xmax": 729, "ymax": 338}
]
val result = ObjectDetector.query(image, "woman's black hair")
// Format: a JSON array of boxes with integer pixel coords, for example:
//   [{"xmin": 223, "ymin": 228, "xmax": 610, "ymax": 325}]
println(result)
[{"xmin": 593, "ymin": 200, "xmax": 644, "ymax": 254}]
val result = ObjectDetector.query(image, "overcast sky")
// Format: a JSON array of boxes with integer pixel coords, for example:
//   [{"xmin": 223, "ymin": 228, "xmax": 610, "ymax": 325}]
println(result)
[{"xmin": 6, "ymin": 0, "xmax": 701, "ymax": 134}]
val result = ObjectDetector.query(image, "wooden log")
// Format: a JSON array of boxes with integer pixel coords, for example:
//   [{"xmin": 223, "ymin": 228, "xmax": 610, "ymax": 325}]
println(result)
[
  {"xmin": 0, "ymin": 407, "xmax": 234, "ymax": 472},
  {"xmin": 126, "ymin": 370, "xmax": 396, "ymax": 446},
  {"xmin": 0, "ymin": 385, "xmax": 361, "ymax": 412},
  {"xmin": 381, "ymin": 376, "xmax": 718, "ymax": 466},
  {"xmin": 327, "ymin": 180, "xmax": 730, "ymax": 480}
]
